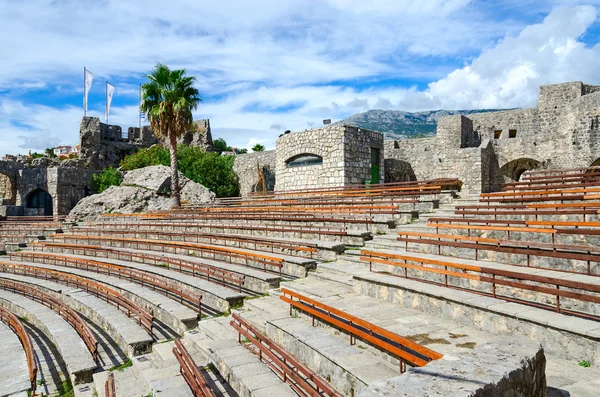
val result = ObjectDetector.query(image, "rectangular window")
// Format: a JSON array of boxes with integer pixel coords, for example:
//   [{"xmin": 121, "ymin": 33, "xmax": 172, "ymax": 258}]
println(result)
[
  {"xmin": 494, "ymin": 130, "xmax": 502, "ymax": 139},
  {"xmin": 509, "ymin": 129, "xmax": 517, "ymax": 138}
]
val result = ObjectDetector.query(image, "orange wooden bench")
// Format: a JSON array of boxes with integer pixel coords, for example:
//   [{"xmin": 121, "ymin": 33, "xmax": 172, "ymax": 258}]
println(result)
[
  {"xmin": 0, "ymin": 305, "xmax": 38, "ymax": 394},
  {"xmin": 279, "ymin": 288, "xmax": 442, "ymax": 371}
]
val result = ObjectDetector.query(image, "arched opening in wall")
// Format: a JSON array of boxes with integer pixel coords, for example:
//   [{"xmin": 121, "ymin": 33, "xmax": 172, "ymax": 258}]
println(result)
[
  {"xmin": 25, "ymin": 189, "xmax": 53, "ymax": 216},
  {"xmin": 591, "ymin": 158, "xmax": 600, "ymax": 167},
  {"xmin": 286, "ymin": 154, "xmax": 323, "ymax": 167},
  {"xmin": 384, "ymin": 159, "xmax": 417, "ymax": 183},
  {"xmin": 500, "ymin": 158, "xmax": 542, "ymax": 182},
  {"xmin": 0, "ymin": 172, "xmax": 15, "ymax": 204}
]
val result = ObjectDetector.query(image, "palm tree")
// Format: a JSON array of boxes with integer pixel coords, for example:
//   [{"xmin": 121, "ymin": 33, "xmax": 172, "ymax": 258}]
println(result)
[{"xmin": 141, "ymin": 63, "xmax": 201, "ymax": 208}]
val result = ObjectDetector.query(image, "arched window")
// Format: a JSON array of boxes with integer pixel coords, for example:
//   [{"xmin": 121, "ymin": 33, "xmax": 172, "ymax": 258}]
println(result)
[{"xmin": 286, "ymin": 154, "xmax": 323, "ymax": 167}]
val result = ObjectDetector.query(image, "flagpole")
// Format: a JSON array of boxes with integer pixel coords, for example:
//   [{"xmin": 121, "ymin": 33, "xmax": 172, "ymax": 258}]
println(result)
[
  {"xmin": 83, "ymin": 67, "xmax": 86, "ymax": 117},
  {"xmin": 139, "ymin": 84, "xmax": 142, "ymax": 129},
  {"xmin": 105, "ymin": 81, "xmax": 108, "ymax": 124}
]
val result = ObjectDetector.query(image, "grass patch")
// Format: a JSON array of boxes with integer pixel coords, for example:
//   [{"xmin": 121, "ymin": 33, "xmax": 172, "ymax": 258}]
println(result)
[
  {"xmin": 456, "ymin": 342, "xmax": 477, "ymax": 349},
  {"xmin": 109, "ymin": 358, "xmax": 132, "ymax": 372},
  {"xmin": 20, "ymin": 316, "xmax": 29, "ymax": 322},
  {"xmin": 157, "ymin": 262, "xmax": 169, "ymax": 268},
  {"xmin": 57, "ymin": 380, "xmax": 74, "ymax": 397},
  {"xmin": 579, "ymin": 360, "xmax": 591, "ymax": 368}
]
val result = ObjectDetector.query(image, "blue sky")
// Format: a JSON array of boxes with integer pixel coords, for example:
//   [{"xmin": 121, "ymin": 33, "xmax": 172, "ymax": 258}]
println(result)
[{"xmin": 1, "ymin": 0, "xmax": 600, "ymax": 155}]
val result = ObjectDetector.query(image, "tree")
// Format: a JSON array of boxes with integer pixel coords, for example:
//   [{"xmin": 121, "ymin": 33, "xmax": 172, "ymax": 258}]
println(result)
[
  {"xmin": 237, "ymin": 148, "xmax": 248, "ymax": 154},
  {"xmin": 252, "ymin": 144, "xmax": 265, "ymax": 152},
  {"xmin": 214, "ymin": 138, "xmax": 232, "ymax": 154},
  {"xmin": 141, "ymin": 63, "xmax": 201, "ymax": 208},
  {"xmin": 44, "ymin": 148, "xmax": 56, "ymax": 158}
]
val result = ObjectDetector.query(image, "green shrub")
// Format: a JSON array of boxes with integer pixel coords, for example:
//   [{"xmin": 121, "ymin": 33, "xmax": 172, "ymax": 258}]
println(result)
[
  {"xmin": 119, "ymin": 144, "xmax": 239, "ymax": 198},
  {"xmin": 120, "ymin": 145, "xmax": 170, "ymax": 170},
  {"xmin": 92, "ymin": 167, "xmax": 122, "ymax": 193}
]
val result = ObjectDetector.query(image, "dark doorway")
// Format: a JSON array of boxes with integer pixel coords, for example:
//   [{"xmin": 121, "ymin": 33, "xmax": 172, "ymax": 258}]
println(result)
[
  {"xmin": 370, "ymin": 148, "xmax": 380, "ymax": 184},
  {"xmin": 26, "ymin": 189, "xmax": 53, "ymax": 216}
]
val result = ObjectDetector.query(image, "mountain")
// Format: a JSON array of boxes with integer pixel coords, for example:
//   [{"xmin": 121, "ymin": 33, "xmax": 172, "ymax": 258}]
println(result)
[{"xmin": 335, "ymin": 109, "xmax": 506, "ymax": 140}]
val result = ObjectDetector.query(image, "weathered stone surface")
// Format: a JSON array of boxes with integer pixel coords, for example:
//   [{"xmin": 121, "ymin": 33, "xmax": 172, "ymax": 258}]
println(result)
[
  {"xmin": 69, "ymin": 166, "xmax": 215, "ymax": 220},
  {"xmin": 122, "ymin": 165, "xmax": 216, "ymax": 204},
  {"xmin": 233, "ymin": 150, "xmax": 276, "ymax": 197},
  {"xmin": 361, "ymin": 341, "xmax": 546, "ymax": 397},
  {"xmin": 274, "ymin": 125, "xmax": 384, "ymax": 191},
  {"xmin": 68, "ymin": 185, "xmax": 170, "ymax": 220}
]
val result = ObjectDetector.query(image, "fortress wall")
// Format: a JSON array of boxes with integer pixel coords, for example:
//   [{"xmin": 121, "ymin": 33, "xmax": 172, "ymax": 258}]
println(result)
[
  {"xmin": 274, "ymin": 125, "xmax": 384, "ymax": 191},
  {"xmin": 343, "ymin": 126, "xmax": 384, "ymax": 185},
  {"xmin": 233, "ymin": 150, "xmax": 276, "ymax": 197},
  {"xmin": 385, "ymin": 137, "xmax": 486, "ymax": 193}
]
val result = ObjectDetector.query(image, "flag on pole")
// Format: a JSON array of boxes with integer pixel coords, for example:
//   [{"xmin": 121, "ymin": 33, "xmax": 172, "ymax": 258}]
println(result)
[
  {"xmin": 139, "ymin": 84, "xmax": 145, "ymax": 126},
  {"xmin": 83, "ymin": 67, "xmax": 94, "ymax": 116},
  {"xmin": 105, "ymin": 82, "xmax": 115, "ymax": 123}
]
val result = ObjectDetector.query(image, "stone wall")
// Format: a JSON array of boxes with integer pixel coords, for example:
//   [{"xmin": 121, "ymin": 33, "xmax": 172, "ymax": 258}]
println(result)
[
  {"xmin": 274, "ymin": 125, "xmax": 384, "ymax": 191},
  {"xmin": 386, "ymin": 81, "xmax": 600, "ymax": 193},
  {"xmin": 79, "ymin": 117, "xmax": 214, "ymax": 170},
  {"xmin": 233, "ymin": 150, "xmax": 277, "ymax": 197},
  {"xmin": 14, "ymin": 167, "xmax": 93, "ymax": 216}
]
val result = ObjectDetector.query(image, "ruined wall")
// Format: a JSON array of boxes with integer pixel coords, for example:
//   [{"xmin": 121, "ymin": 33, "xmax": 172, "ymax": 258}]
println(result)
[
  {"xmin": 79, "ymin": 117, "xmax": 158, "ymax": 170},
  {"xmin": 386, "ymin": 81, "xmax": 600, "ymax": 193},
  {"xmin": 233, "ymin": 150, "xmax": 276, "ymax": 197},
  {"xmin": 274, "ymin": 125, "xmax": 384, "ymax": 191},
  {"xmin": 79, "ymin": 117, "xmax": 214, "ymax": 170},
  {"xmin": 14, "ymin": 167, "xmax": 93, "ymax": 216}
]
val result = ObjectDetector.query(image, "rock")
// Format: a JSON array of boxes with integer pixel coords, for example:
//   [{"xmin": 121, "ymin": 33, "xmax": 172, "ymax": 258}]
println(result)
[
  {"xmin": 68, "ymin": 185, "xmax": 171, "ymax": 221},
  {"xmin": 69, "ymin": 165, "xmax": 216, "ymax": 220},
  {"xmin": 122, "ymin": 165, "xmax": 216, "ymax": 204}
]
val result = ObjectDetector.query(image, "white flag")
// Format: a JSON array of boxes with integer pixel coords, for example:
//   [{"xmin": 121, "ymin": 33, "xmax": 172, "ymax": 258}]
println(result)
[
  {"xmin": 83, "ymin": 68, "xmax": 94, "ymax": 113},
  {"xmin": 106, "ymin": 82, "xmax": 115, "ymax": 122}
]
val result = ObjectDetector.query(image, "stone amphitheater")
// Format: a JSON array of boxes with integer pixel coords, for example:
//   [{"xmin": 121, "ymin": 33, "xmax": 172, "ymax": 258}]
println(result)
[
  {"xmin": 0, "ymin": 166, "xmax": 599, "ymax": 397},
  {"xmin": 1, "ymin": 81, "xmax": 600, "ymax": 397}
]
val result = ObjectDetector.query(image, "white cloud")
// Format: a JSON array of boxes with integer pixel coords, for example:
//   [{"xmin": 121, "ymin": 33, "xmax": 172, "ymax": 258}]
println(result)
[{"xmin": 1, "ymin": 3, "xmax": 600, "ymax": 155}]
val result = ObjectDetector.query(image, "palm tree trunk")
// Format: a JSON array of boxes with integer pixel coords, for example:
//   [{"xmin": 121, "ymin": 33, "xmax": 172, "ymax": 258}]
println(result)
[{"xmin": 169, "ymin": 132, "xmax": 181, "ymax": 208}]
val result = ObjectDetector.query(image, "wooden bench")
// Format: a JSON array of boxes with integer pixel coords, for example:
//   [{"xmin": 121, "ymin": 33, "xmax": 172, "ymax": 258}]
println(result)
[
  {"xmin": 68, "ymin": 228, "xmax": 319, "ymax": 259},
  {"xmin": 49, "ymin": 234, "xmax": 286, "ymax": 275},
  {"xmin": 230, "ymin": 312, "xmax": 343, "ymax": 397},
  {"xmin": 0, "ymin": 277, "xmax": 99, "ymax": 361},
  {"xmin": 0, "ymin": 305, "xmax": 38, "ymax": 394},
  {"xmin": 80, "ymin": 222, "xmax": 351, "ymax": 242},
  {"xmin": 396, "ymin": 231, "xmax": 600, "ymax": 275},
  {"xmin": 173, "ymin": 339, "xmax": 216, "ymax": 397},
  {"xmin": 105, "ymin": 372, "xmax": 116, "ymax": 397},
  {"xmin": 8, "ymin": 251, "xmax": 204, "ymax": 317},
  {"xmin": 33, "ymin": 241, "xmax": 246, "ymax": 292},
  {"xmin": 0, "ymin": 260, "xmax": 154, "ymax": 335},
  {"xmin": 279, "ymin": 288, "xmax": 442, "ymax": 371},
  {"xmin": 359, "ymin": 250, "xmax": 600, "ymax": 319}
]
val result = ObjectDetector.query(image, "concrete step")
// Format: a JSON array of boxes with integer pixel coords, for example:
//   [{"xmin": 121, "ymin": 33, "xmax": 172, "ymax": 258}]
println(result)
[
  {"xmin": 93, "ymin": 366, "xmax": 150, "ymax": 397},
  {"xmin": 0, "ymin": 321, "xmax": 31, "ymax": 396},
  {"xmin": 28, "ymin": 250, "xmax": 246, "ymax": 314},
  {"xmin": 0, "ymin": 273, "xmax": 153, "ymax": 357},
  {"xmin": 0, "ymin": 289, "xmax": 97, "ymax": 384},
  {"xmin": 4, "ymin": 260, "xmax": 197, "ymax": 335},
  {"xmin": 132, "ymin": 342, "xmax": 195, "ymax": 397}
]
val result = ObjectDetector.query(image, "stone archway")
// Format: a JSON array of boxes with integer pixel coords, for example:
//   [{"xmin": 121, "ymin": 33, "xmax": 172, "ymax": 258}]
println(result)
[
  {"xmin": 25, "ymin": 189, "xmax": 53, "ymax": 216},
  {"xmin": 500, "ymin": 158, "xmax": 542, "ymax": 182}
]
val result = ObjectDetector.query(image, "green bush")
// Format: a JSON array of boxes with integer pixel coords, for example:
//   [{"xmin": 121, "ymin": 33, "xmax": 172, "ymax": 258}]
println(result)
[
  {"xmin": 92, "ymin": 167, "xmax": 122, "ymax": 193},
  {"xmin": 120, "ymin": 145, "xmax": 170, "ymax": 170},
  {"xmin": 119, "ymin": 145, "xmax": 239, "ymax": 198}
]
